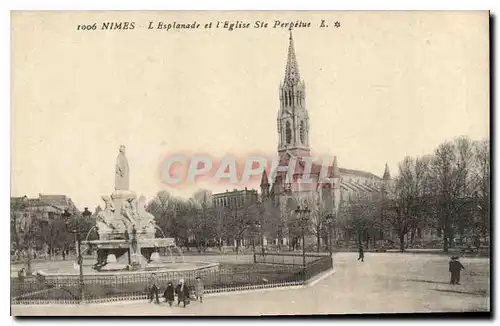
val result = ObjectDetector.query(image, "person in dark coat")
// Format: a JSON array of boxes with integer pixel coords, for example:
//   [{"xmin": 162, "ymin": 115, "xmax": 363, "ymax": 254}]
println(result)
[
  {"xmin": 357, "ymin": 244, "xmax": 364, "ymax": 262},
  {"xmin": 449, "ymin": 256, "xmax": 465, "ymax": 285},
  {"xmin": 147, "ymin": 273, "xmax": 160, "ymax": 304},
  {"xmin": 175, "ymin": 279, "xmax": 191, "ymax": 307},
  {"xmin": 163, "ymin": 281, "xmax": 175, "ymax": 306}
]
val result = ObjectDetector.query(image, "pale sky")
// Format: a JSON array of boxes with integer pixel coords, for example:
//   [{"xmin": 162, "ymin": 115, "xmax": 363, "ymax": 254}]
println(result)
[{"xmin": 11, "ymin": 11, "xmax": 489, "ymax": 211}]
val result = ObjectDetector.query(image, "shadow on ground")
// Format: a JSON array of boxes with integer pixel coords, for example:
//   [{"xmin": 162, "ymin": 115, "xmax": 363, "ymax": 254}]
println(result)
[
  {"xmin": 406, "ymin": 279, "xmax": 450, "ymax": 285},
  {"xmin": 433, "ymin": 289, "xmax": 488, "ymax": 297}
]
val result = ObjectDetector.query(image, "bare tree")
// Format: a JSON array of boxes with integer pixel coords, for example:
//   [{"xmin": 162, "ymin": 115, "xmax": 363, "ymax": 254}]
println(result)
[
  {"xmin": 427, "ymin": 137, "xmax": 480, "ymax": 252},
  {"xmin": 336, "ymin": 195, "xmax": 377, "ymax": 249},
  {"xmin": 384, "ymin": 156, "xmax": 432, "ymax": 252},
  {"xmin": 471, "ymin": 139, "xmax": 490, "ymax": 245},
  {"xmin": 304, "ymin": 195, "xmax": 329, "ymax": 252}
]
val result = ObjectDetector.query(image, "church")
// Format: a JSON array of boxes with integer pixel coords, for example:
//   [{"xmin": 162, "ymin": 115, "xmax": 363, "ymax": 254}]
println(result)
[{"xmin": 259, "ymin": 30, "xmax": 391, "ymax": 247}]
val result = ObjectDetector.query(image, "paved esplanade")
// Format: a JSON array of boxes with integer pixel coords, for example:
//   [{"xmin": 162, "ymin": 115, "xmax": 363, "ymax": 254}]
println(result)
[{"xmin": 12, "ymin": 253, "xmax": 490, "ymax": 316}]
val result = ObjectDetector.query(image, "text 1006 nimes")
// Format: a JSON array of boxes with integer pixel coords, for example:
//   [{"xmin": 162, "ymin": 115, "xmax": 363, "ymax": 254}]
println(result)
[{"xmin": 75, "ymin": 20, "xmax": 343, "ymax": 32}]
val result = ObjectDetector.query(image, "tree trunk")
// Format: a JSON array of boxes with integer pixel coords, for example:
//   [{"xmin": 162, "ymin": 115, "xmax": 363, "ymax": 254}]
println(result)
[
  {"xmin": 399, "ymin": 232, "xmax": 405, "ymax": 253},
  {"xmin": 443, "ymin": 222, "xmax": 450, "ymax": 253},
  {"xmin": 316, "ymin": 233, "xmax": 320, "ymax": 252}
]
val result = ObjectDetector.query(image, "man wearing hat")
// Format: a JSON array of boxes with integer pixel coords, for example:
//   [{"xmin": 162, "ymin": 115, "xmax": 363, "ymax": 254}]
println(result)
[{"xmin": 449, "ymin": 256, "xmax": 465, "ymax": 285}]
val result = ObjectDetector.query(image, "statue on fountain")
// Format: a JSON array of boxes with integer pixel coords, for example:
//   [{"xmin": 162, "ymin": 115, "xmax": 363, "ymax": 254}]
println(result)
[
  {"xmin": 115, "ymin": 145, "xmax": 129, "ymax": 191},
  {"xmin": 87, "ymin": 145, "xmax": 176, "ymax": 272},
  {"xmin": 94, "ymin": 145, "xmax": 158, "ymax": 240}
]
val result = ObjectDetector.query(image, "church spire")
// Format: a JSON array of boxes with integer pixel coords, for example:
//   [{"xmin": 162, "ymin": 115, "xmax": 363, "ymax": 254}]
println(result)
[
  {"xmin": 260, "ymin": 170, "xmax": 270, "ymax": 199},
  {"xmin": 383, "ymin": 163, "xmax": 391, "ymax": 180},
  {"xmin": 284, "ymin": 27, "xmax": 300, "ymax": 86}
]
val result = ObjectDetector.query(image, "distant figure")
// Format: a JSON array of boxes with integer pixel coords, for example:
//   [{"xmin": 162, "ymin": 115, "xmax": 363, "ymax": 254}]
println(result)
[
  {"xmin": 194, "ymin": 276, "xmax": 204, "ymax": 303},
  {"xmin": 163, "ymin": 281, "xmax": 175, "ymax": 307},
  {"xmin": 175, "ymin": 279, "xmax": 191, "ymax": 307},
  {"xmin": 147, "ymin": 273, "xmax": 160, "ymax": 304},
  {"xmin": 449, "ymin": 256, "xmax": 465, "ymax": 285},
  {"xmin": 62, "ymin": 250, "xmax": 66, "ymax": 261},
  {"xmin": 358, "ymin": 245, "xmax": 364, "ymax": 262}
]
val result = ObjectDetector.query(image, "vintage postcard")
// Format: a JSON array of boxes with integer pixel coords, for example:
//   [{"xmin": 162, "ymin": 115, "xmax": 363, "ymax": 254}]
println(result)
[{"xmin": 10, "ymin": 11, "xmax": 490, "ymax": 316}]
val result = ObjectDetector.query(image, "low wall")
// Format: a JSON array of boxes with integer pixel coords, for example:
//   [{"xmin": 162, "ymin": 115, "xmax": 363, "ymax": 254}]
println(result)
[{"xmin": 12, "ymin": 254, "xmax": 333, "ymax": 305}]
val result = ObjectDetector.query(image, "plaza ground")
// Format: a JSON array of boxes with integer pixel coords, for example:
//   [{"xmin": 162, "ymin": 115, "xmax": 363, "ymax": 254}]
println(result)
[{"xmin": 11, "ymin": 252, "xmax": 490, "ymax": 316}]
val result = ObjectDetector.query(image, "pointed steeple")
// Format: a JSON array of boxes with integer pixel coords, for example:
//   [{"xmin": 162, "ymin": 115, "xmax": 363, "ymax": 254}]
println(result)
[
  {"xmin": 383, "ymin": 163, "xmax": 391, "ymax": 180},
  {"xmin": 260, "ymin": 170, "xmax": 270, "ymax": 199},
  {"xmin": 284, "ymin": 27, "xmax": 300, "ymax": 86},
  {"xmin": 260, "ymin": 170, "xmax": 269, "ymax": 186},
  {"xmin": 329, "ymin": 156, "xmax": 340, "ymax": 178}
]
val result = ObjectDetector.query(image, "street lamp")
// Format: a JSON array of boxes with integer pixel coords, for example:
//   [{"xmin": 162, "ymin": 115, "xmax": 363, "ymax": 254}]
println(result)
[
  {"xmin": 325, "ymin": 214, "xmax": 335, "ymax": 256},
  {"xmin": 225, "ymin": 203, "xmax": 239, "ymax": 250},
  {"xmin": 295, "ymin": 205, "xmax": 310, "ymax": 269},
  {"xmin": 63, "ymin": 208, "xmax": 90, "ymax": 303}
]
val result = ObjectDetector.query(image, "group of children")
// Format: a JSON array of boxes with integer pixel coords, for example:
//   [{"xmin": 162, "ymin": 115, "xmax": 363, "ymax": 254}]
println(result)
[{"xmin": 147, "ymin": 274, "xmax": 205, "ymax": 307}]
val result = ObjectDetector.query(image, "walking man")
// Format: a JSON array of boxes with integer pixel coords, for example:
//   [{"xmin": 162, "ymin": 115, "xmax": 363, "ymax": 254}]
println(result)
[
  {"xmin": 357, "ymin": 244, "xmax": 364, "ymax": 262},
  {"xmin": 148, "ymin": 273, "xmax": 160, "ymax": 304},
  {"xmin": 449, "ymin": 256, "xmax": 465, "ymax": 285}
]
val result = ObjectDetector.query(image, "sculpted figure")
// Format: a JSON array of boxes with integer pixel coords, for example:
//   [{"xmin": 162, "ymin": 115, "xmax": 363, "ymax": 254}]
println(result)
[
  {"xmin": 137, "ymin": 195, "xmax": 156, "ymax": 227},
  {"xmin": 121, "ymin": 197, "xmax": 137, "ymax": 226},
  {"xmin": 96, "ymin": 196, "xmax": 115, "ymax": 235},
  {"xmin": 115, "ymin": 145, "xmax": 130, "ymax": 191}
]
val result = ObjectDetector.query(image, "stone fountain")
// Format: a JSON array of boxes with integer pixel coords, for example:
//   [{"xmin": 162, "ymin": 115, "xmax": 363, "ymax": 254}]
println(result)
[{"xmin": 83, "ymin": 145, "xmax": 175, "ymax": 271}]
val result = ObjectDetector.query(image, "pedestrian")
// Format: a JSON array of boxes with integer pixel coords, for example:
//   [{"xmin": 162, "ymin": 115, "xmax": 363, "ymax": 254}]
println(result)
[
  {"xmin": 357, "ymin": 244, "xmax": 364, "ymax": 262},
  {"xmin": 175, "ymin": 279, "xmax": 191, "ymax": 307},
  {"xmin": 147, "ymin": 273, "xmax": 160, "ymax": 304},
  {"xmin": 449, "ymin": 256, "xmax": 465, "ymax": 285},
  {"xmin": 163, "ymin": 281, "xmax": 175, "ymax": 306},
  {"xmin": 62, "ymin": 250, "xmax": 66, "ymax": 261},
  {"xmin": 194, "ymin": 276, "xmax": 204, "ymax": 303}
]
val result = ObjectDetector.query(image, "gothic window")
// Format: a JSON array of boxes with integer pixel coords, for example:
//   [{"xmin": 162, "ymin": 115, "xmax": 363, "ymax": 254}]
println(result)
[
  {"xmin": 300, "ymin": 121, "xmax": 305, "ymax": 144},
  {"xmin": 288, "ymin": 91, "xmax": 293, "ymax": 106},
  {"xmin": 285, "ymin": 121, "xmax": 292, "ymax": 144},
  {"xmin": 284, "ymin": 91, "xmax": 288, "ymax": 107}
]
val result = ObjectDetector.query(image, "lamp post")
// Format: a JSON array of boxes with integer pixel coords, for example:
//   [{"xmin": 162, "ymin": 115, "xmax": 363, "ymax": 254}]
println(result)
[
  {"xmin": 295, "ymin": 205, "xmax": 310, "ymax": 269},
  {"xmin": 256, "ymin": 200, "xmax": 264, "ymax": 256},
  {"xmin": 226, "ymin": 203, "xmax": 239, "ymax": 250},
  {"xmin": 63, "ymin": 208, "xmax": 90, "ymax": 303},
  {"xmin": 325, "ymin": 214, "xmax": 335, "ymax": 256}
]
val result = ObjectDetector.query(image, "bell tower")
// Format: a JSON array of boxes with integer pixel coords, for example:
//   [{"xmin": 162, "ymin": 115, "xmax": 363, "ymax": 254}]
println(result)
[{"xmin": 277, "ymin": 28, "xmax": 310, "ymax": 160}]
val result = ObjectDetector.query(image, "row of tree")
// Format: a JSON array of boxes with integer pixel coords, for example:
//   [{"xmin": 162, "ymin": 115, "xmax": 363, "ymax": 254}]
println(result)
[
  {"xmin": 146, "ymin": 189, "xmax": 285, "ymax": 253},
  {"xmin": 146, "ymin": 136, "xmax": 489, "ymax": 254},
  {"xmin": 319, "ymin": 136, "xmax": 490, "ymax": 253}
]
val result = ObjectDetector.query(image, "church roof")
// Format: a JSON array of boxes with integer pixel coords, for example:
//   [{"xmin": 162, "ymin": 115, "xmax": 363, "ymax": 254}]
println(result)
[
  {"xmin": 338, "ymin": 168, "xmax": 381, "ymax": 180},
  {"xmin": 38, "ymin": 194, "xmax": 70, "ymax": 207},
  {"xmin": 273, "ymin": 158, "xmax": 381, "ymax": 180}
]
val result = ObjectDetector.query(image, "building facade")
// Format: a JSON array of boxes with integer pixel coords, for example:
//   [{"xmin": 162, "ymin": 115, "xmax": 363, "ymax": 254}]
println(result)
[
  {"xmin": 212, "ymin": 188, "xmax": 259, "ymax": 209},
  {"xmin": 260, "ymin": 30, "xmax": 390, "ymax": 247}
]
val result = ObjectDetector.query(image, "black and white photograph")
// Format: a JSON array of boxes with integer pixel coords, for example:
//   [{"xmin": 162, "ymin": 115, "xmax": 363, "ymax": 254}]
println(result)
[{"xmin": 9, "ymin": 10, "xmax": 490, "ymax": 316}]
